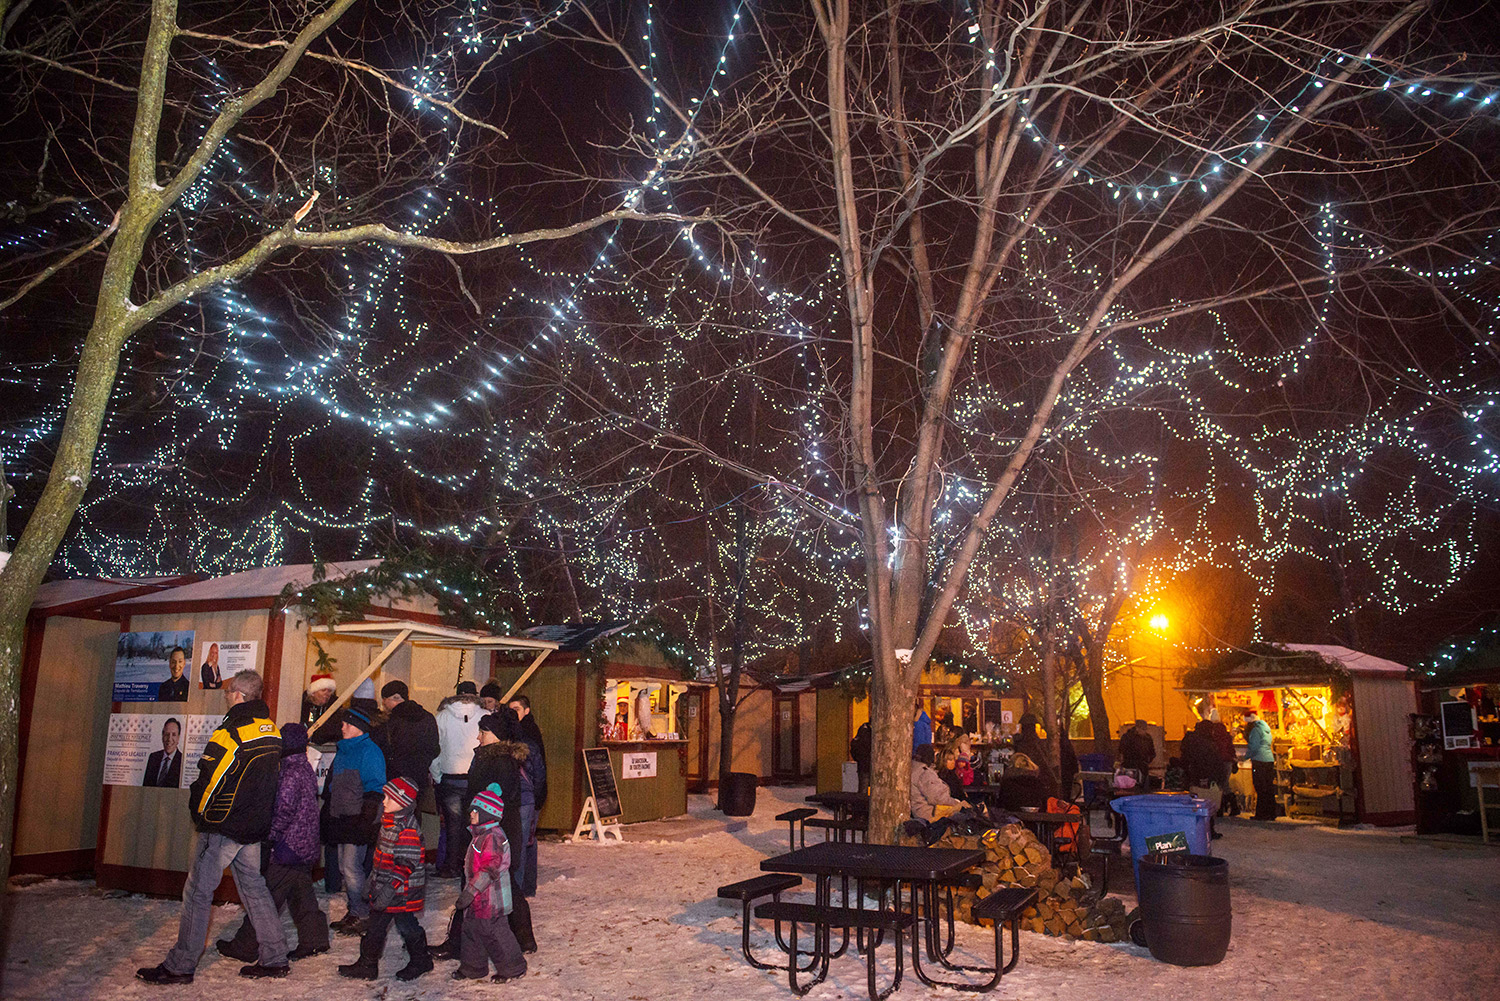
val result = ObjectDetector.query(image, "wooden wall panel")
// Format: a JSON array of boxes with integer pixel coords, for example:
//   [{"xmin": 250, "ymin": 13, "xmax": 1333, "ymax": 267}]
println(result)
[
  {"xmin": 98, "ymin": 609, "xmax": 267, "ymax": 874},
  {"xmin": 490, "ymin": 662, "xmax": 583, "ymax": 832},
  {"xmin": 14, "ymin": 617, "xmax": 119, "ymax": 859},
  {"xmin": 705, "ymin": 687, "xmax": 773, "ymax": 780},
  {"xmin": 815, "ymin": 688, "xmax": 852, "ymax": 793},
  {"xmin": 1352, "ymin": 674, "xmax": 1418, "ymax": 821}
]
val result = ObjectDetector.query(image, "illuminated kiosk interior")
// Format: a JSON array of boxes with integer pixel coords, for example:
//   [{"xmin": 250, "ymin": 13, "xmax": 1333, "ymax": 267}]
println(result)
[
  {"xmin": 1181, "ymin": 643, "xmax": 1417, "ymax": 826},
  {"xmin": 488, "ymin": 640, "xmax": 710, "ymax": 830}
]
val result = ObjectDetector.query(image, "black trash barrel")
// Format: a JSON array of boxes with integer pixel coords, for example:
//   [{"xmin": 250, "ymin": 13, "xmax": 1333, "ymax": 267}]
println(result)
[
  {"xmin": 1137, "ymin": 853, "xmax": 1231, "ymax": 966},
  {"xmin": 720, "ymin": 772, "xmax": 758, "ymax": 816}
]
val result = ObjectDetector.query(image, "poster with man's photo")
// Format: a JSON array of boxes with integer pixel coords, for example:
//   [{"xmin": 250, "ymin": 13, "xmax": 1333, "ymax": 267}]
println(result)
[
  {"xmin": 103, "ymin": 712, "xmax": 218, "ymax": 788},
  {"xmin": 197, "ymin": 639, "xmax": 257, "ymax": 689},
  {"xmin": 112, "ymin": 630, "xmax": 195, "ymax": 702}
]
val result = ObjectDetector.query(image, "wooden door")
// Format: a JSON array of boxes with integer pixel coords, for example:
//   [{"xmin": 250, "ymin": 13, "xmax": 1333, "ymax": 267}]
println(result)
[
  {"xmin": 772, "ymin": 693, "xmax": 799, "ymax": 782},
  {"xmin": 682, "ymin": 691, "xmax": 709, "ymax": 793}
]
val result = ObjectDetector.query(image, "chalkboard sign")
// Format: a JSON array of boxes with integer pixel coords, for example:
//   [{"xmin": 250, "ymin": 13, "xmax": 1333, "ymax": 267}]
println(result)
[
  {"xmin": 582, "ymin": 747, "xmax": 622, "ymax": 821},
  {"xmin": 1440, "ymin": 700, "xmax": 1475, "ymax": 739}
]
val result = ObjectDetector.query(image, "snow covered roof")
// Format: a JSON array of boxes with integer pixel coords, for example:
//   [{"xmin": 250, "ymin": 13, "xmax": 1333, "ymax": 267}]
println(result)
[
  {"xmin": 1181, "ymin": 642, "xmax": 1413, "ymax": 691},
  {"xmin": 1280, "ymin": 644, "xmax": 1410, "ymax": 678},
  {"xmin": 31, "ymin": 577, "xmax": 188, "ymax": 612},
  {"xmin": 111, "ymin": 560, "xmax": 382, "ymax": 606}
]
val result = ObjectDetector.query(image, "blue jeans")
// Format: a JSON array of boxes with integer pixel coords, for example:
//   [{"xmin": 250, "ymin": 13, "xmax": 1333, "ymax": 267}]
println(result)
[
  {"xmin": 164, "ymin": 833, "xmax": 287, "ymax": 973},
  {"xmin": 510, "ymin": 803, "xmax": 534, "ymax": 896},
  {"xmin": 338, "ymin": 842, "xmax": 370, "ymax": 918},
  {"xmin": 522, "ymin": 804, "xmax": 538, "ymax": 897},
  {"xmin": 436, "ymin": 776, "xmax": 470, "ymax": 872},
  {"xmin": 323, "ymin": 842, "xmax": 342, "ymax": 893}
]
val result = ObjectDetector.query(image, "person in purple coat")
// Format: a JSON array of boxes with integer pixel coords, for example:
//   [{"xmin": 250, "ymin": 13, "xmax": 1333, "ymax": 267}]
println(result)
[{"xmin": 216, "ymin": 723, "xmax": 331, "ymax": 962}]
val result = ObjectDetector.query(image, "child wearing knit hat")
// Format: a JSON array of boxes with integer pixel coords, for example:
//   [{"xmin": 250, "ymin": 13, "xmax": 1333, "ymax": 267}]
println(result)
[
  {"xmin": 451, "ymin": 783, "xmax": 527, "ymax": 983},
  {"xmin": 338, "ymin": 777, "xmax": 431, "ymax": 982}
]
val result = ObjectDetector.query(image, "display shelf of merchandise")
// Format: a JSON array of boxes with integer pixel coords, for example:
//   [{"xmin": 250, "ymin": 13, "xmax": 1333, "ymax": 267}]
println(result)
[{"xmin": 1285, "ymin": 757, "xmax": 1354, "ymax": 825}]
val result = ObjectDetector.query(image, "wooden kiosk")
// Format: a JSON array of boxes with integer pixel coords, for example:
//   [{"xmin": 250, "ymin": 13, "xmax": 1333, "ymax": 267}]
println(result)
[
  {"xmin": 489, "ymin": 638, "xmax": 711, "ymax": 831},
  {"xmin": 15, "ymin": 561, "xmax": 555, "ymax": 897},
  {"xmin": 1181, "ymin": 643, "xmax": 1417, "ymax": 825},
  {"xmin": 811, "ymin": 661, "xmax": 1021, "ymax": 793}
]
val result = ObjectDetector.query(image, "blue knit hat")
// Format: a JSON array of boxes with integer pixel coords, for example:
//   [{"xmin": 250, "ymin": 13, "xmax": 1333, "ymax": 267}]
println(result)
[
  {"xmin": 343, "ymin": 707, "xmax": 374, "ymax": 732},
  {"xmin": 471, "ymin": 783, "xmax": 505, "ymax": 822}
]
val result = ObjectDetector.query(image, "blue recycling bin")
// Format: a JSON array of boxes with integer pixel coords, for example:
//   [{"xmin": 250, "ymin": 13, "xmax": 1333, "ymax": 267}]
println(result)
[{"xmin": 1110, "ymin": 793, "xmax": 1213, "ymax": 893}]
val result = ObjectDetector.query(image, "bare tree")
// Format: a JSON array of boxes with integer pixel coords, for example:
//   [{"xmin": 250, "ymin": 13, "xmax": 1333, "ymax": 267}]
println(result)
[
  {"xmin": 0, "ymin": 0, "xmax": 711, "ymax": 885},
  {"xmin": 587, "ymin": 0, "xmax": 1500, "ymax": 841}
]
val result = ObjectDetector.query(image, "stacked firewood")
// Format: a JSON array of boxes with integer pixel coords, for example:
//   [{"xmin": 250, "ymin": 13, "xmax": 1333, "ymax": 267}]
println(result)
[{"xmin": 907, "ymin": 823, "xmax": 1131, "ymax": 942}]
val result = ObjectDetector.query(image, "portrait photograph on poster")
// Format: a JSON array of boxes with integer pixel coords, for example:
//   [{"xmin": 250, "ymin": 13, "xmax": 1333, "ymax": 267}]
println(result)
[
  {"xmin": 112, "ymin": 630, "xmax": 195, "ymax": 702},
  {"xmin": 197, "ymin": 639, "xmax": 257, "ymax": 689},
  {"xmin": 104, "ymin": 712, "xmax": 218, "ymax": 787}
]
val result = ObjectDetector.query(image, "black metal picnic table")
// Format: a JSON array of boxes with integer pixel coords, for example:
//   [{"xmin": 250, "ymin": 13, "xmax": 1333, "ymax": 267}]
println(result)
[
  {"xmin": 758, "ymin": 841, "xmax": 1006, "ymax": 997},
  {"xmin": 804, "ymin": 790, "xmax": 869, "ymax": 819}
]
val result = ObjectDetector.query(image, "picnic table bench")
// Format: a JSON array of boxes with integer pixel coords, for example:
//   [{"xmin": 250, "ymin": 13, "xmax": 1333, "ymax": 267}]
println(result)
[{"xmin": 724, "ymin": 841, "xmax": 1033, "ymax": 998}]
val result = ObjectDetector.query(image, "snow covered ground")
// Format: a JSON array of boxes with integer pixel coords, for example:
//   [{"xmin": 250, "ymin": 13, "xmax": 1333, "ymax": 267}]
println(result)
[{"xmin": 4, "ymin": 784, "xmax": 1497, "ymax": 1000}]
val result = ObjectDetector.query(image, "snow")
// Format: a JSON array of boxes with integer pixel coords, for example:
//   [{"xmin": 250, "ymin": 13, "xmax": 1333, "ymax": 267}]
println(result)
[
  {"xmin": 110, "ymin": 560, "xmax": 383, "ymax": 605},
  {"xmin": 30, "ymin": 577, "xmax": 182, "ymax": 612},
  {"xmin": 5, "ymin": 786, "xmax": 1497, "ymax": 1000},
  {"xmin": 1279, "ymin": 644, "xmax": 1410, "ymax": 678}
]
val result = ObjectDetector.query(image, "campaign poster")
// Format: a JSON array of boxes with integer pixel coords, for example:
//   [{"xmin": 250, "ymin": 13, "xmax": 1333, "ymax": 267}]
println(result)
[
  {"xmin": 197, "ymin": 639, "xmax": 258, "ymax": 689},
  {"xmin": 180, "ymin": 715, "xmax": 223, "ymax": 786},
  {"xmin": 105, "ymin": 712, "xmax": 223, "ymax": 788},
  {"xmin": 113, "ymin": 630, "xmax": 195, "ymax": 702},
  {"xmin": 102, "ymin": 714, "xmax": 158, "ymax": 786}
]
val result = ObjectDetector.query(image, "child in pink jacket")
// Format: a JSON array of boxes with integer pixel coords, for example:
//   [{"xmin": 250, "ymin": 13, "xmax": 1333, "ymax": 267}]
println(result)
[{"xmin": 451, "ymin": 784, "xmax": 527, "ymax": 983}]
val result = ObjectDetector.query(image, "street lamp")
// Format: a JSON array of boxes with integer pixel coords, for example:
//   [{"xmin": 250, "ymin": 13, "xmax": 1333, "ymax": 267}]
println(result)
[{"xmin": 1146, "ymin": 611, "xmax": 1171, "ymax": 732}]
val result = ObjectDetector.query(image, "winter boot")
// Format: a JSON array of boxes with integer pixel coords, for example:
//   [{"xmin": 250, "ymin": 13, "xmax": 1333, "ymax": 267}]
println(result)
[
  {"xmin": 397, "ymin": 955, "xmax": 434, "ymax": 981},
  {"xmin": 215, "ymin": 939, "xmax": 258, "ymax": 964},
  {"xmin": 396, "ymin": 930, "xmax": 432, "ymax": 981},
  {"xmin": 338, "ymin": 961, "xmax": 379, "ymax": 980}
]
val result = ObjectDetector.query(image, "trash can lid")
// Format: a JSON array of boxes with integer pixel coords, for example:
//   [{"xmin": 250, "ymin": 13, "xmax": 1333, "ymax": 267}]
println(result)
[{"xmin": 1110, "ymin": 793, "xmax": 1212, "ymax": 816}]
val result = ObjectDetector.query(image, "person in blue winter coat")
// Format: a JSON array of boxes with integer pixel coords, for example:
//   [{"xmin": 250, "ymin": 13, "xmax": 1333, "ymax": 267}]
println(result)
[
  {"xmin": 217, "ymin": 723, "xmax": 331, "ymax": 962},
  {"xmin": 1243, "ymin": 709, "xmax": 1278, "ymax": 821},
  {"xmin": 324, "ymin": 707, "xmax": 386, "ymax": 935},
  {"xmin": 912, "ymin": 700, "xmax": 933, "ymax": 753}
]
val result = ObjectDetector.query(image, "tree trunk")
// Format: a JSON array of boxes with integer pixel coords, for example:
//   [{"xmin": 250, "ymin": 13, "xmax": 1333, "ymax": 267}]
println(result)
[
  {"xmin": 866, "ymin": 655, "xmax": 915, "ymax": 845},
  {"xmin": 1040, "ymin": 638, "xmax": 1059, "ymax": 776},
  {"xmin": 1082, "ymin": 664, "xmax": 1112, "ymax": 761},
  {"xmin": 715, "ymin": 498, "xmax": 749, "ymax": 808},
  {"xmin": 0, "ymin": 310, "xmax": 136, "ymax": 890},
  {"xmin": 0, "ymin": 616, "xmax": 22, "ymax": 914}
]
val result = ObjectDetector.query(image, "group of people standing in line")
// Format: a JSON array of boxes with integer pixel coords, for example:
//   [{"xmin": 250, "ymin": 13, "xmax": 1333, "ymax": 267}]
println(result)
[{"xmin": 136, "ymin": 669, "xmax": 547, "ymax": 987}]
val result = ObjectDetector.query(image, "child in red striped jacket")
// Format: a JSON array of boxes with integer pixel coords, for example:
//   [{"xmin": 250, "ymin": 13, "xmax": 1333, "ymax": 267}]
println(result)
[{"xmin": 338, "ymin": 777, "xmax": 432, "ymax": 982}]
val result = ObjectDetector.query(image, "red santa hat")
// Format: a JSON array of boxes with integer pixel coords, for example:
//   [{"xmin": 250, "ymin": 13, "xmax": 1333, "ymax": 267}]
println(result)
[{"xmin": 307, "ymin": 673, "xmax": 337, "ymax": 696}]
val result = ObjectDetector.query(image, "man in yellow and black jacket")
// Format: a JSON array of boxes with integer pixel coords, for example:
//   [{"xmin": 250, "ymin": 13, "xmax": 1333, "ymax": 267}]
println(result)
[
  {"xmin": 189, "ymin": 685, "xmax": 283, "ymax": 842},
  {"xmin": 138, "ymin": 671, "xmax": 292, "ymax": 986}
]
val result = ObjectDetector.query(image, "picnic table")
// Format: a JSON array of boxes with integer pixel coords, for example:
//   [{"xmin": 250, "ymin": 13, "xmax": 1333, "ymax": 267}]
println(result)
[
  {"xmin": 805, "ymin": 790, "xmax": 870, "ymax": 818},
  {"xmin": 802, "ymin": 791, "xmax": 870, "ymax": 843},
  {"xmin": 733, "ymin": 840, "xmax": 1031, "ymax": 997}
]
